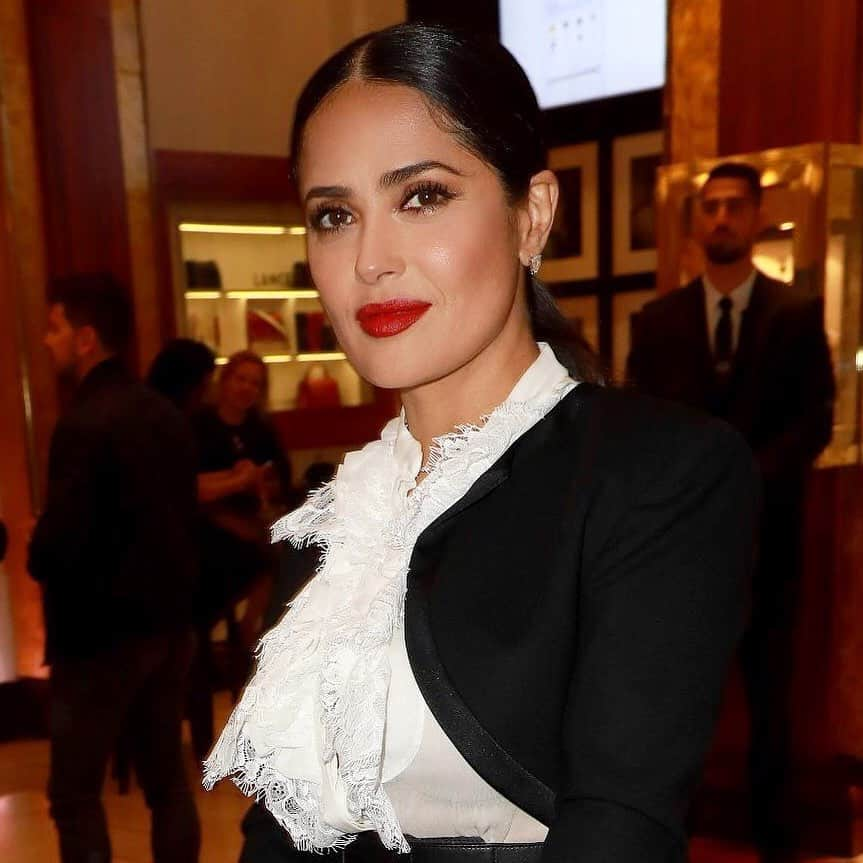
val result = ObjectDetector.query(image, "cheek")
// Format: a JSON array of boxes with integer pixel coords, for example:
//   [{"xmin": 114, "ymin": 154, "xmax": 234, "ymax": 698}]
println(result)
[
  {"xmin": 422, "ymin": 207, "xmax": 519, "ymax": 314},
  {"xmin": 308, "ymin": 245, "xmax": 361, "ymax": 336},
  {"xmin": 57, "ymin": 332, "xmax": 75, "ymax": 357}
]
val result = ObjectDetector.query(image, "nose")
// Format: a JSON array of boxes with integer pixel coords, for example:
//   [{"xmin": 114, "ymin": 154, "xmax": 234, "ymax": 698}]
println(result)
[
  {"xmin": 354, "ymin": 213, "xmax": 405, "ymax": 286},
  {"xmin": 715, "ymin": 203, "xmax": 732, "ymax": 222}
]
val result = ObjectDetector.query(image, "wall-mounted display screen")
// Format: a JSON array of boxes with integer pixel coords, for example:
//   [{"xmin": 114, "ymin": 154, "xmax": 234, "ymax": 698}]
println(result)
[{"xmin": 500, "ymin": 0, "xmax": 667, "ymax": 109}]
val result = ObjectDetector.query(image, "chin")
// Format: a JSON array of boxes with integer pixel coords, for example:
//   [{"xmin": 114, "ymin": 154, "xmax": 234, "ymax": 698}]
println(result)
[
  {"xmin": 342, "ymin": 337, "xmax": 453, "ymax": 392},
  {"xmin": 349, "ymin": 353, "xmax": 428, "ymax": 391}
]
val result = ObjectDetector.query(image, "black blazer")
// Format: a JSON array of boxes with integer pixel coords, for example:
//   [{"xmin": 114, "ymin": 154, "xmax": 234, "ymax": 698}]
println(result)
[
  {"xmin": 28, "ymin": 358, "xmax": 199, "ymax": 661},
  {"xmin": 248, "ymin": 384, "xmax": 758, "ymax": 862},
  {"xmin": 626, "ymin": 273, "xmax": 835, "ymax": 484}
]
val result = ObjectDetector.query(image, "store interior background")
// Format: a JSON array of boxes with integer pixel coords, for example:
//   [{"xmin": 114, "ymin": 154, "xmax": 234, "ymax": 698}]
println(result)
[{"xmin": 1, "ymin": 0, "xmax": 863, "ymax": 858}]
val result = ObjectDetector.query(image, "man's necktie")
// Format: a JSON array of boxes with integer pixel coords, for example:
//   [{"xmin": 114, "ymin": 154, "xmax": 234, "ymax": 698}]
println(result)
[{"xmin": 714, "ymin": 296, "xmax": 733, "ymax": 374}]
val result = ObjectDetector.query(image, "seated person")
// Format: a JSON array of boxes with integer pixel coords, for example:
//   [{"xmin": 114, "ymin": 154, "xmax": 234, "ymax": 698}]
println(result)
[{"xmin": 193, "ymin": 350, "xmax": 292, "ymax": 642}]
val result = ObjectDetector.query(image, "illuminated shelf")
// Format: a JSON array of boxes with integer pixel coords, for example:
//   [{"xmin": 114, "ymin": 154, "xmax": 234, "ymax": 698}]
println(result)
[
  {"xmin": 185, "ymin": 291, "xmax": 221, "ymax": 299},
  {"xmin": 179, "ymin": 222, "xmax": 306, "ymax": 236},
  {"xmin": 225, "ymin": 290, "xmax": 318, "ymax": 299},
  {"xmin": 214, "ymin": 352, "xmax": 346, "ymax": 366},
  {"xmin": 296, "ymin": 352, "xmax": 346, "ymax": 362}
]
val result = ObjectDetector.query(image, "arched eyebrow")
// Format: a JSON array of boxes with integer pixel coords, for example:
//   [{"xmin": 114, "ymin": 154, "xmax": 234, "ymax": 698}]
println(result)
[
  {"xmin": 304, "ymin": 160, "xmax": 464, "ymax": 204},
  {"xmin": 378, "ymin": 160, "xmax": 464, "ymax": 188},
  {"xmin": 304, "ymin": 184, "xmax": 350, "ymax": 204}
]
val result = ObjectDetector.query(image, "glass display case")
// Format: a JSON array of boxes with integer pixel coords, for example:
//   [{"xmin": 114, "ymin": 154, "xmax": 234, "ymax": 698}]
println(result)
[
  {"xmin": 168, "ymin": 202, "xmax": 375, "ymax": 413},
  {"xmin": 656, "ymin": 143, "xmax": 863, "ymax": 467}
]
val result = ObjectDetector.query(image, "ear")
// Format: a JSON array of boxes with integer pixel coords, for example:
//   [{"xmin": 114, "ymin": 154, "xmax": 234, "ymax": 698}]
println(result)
[
  {"xmin": 73, "ymin": 324, "xmax": 99, "ymax": 359},
  {"xmin": 516, "ymin": 170, "xmax": 559, "ymax": 267}
]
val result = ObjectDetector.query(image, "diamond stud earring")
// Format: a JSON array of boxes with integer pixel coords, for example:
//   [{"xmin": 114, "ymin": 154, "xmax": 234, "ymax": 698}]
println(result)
[{"xmin": 528, "ymin": 254, "xmax": 542, "ymax": 277}]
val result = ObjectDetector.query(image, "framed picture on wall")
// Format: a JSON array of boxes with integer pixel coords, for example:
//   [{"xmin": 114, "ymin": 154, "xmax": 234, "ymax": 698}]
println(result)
[
  {"xmin": 612, "ymin": 131, "xmax": 664, "ymax": 275},
  {"xmin": 611, "ymin": 288, "xmax": 656, "ymax": 384},
  {"xmin": 556, "ymin": 294, "xmax": 600, "ymax": 352},
  {"xmin": 540, "ymin": 143, "xmax": 599, "ymax": 282}
]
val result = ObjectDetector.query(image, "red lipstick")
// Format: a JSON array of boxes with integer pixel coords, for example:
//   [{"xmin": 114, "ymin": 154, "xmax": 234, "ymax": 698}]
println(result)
[{"xmin": 356, "ymin": 299, "xmax": 431, "ymax": 338}]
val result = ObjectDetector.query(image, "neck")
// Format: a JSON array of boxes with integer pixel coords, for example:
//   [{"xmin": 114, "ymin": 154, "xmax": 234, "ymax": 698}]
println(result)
[
  {"xmin": 218, "ymin": 403, "xmax": 246, "ymax": 425},
  {"xmin": 704, "ymin": 257, "xmax": 754, "ymax": 295},
  {"xmin": 400, "ymin": 326, "xmax": 539, "ymax": 467},
  {"xmin": 75, "ymin": 349, "xmax": 114, "ymax": 382}
]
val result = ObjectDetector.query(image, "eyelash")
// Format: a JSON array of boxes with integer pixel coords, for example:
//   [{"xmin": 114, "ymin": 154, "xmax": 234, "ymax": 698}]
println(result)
[
  {"xmin": 308, "ymin": 203, "xmax": 354, "ymax": 234},
  {"xmin": 400, "ymin": 181, "xmax": 456, "ymax": 213},
  {"xmin": 308, "ymin": 181, "xmax": 457, "ymax": 235}
]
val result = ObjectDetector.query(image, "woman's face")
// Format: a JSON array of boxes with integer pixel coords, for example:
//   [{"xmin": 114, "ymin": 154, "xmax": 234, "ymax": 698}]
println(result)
[
  {"xmin": 220, "ymin": 360, "xmax": 265, "ymax": 415},
  {"xmin": 297, "ymin": 81, "xmax": 534, "ymax": 390}
]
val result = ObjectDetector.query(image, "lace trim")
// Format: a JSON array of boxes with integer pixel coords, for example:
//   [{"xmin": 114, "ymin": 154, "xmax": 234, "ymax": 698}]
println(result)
[{"xmin": 203, "ymin": 377, "xmax": 576, "ymax": 852}]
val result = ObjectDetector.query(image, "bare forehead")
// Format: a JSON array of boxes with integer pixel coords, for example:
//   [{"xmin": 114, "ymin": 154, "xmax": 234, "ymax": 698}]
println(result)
[
  {"xmin": 701, "ymin": 177, "xmax": 755, "ymax": 199},
  {"xmin": 297, "ymin": 80, "xmax": 475, "ymax": 185}
]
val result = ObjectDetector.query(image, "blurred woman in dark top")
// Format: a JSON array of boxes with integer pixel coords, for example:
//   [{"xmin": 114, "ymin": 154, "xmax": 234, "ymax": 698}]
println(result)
[
  {"xmin": 192, "ymin": 350, "xmax": 292, "ymax": 645},
  {"xmin": 146, "ymin": 341, "xmax": 292, "ymax": 758}
]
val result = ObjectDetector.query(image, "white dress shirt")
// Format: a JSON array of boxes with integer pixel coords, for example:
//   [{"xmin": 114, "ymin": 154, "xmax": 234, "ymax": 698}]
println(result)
[
  {"xmin": 703, "ymin": 270, "xmax": 756, "ymax": 355},
  {"xmin": 205, "ymin": 343, "xmax": 574, "ymax": 851}
]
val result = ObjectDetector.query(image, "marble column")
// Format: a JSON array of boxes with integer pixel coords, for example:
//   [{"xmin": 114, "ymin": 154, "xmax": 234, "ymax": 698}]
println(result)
[
  {"xmin": 110, "ymin": 0, "xmax": 165, "ymax": 371},
  {"xmin": 667, "ymin": 0, "xmax": 721, "ymax": 165}
]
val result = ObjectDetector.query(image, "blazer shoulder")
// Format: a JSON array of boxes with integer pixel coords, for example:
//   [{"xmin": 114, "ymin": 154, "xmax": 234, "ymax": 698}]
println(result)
[
  {"xmin": 636, "ymin": 281, "xmax": 700, "ymax": 325},
  {"xmin": 75, "ymin": 377, "xmax": 191, "ymax": 451},
  {"xmin": 563, "ymin": 382, "xmax": 724, "ymax": 444},
  {"xmin": 754, "ymin": 272, "xmax": 820, "ymax": 315},
  {"xmin": 556, "ymin": 385, "xmax": 755, "ymax": 494}
]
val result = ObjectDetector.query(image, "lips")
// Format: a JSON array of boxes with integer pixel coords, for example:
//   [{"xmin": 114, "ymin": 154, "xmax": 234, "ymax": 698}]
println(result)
[{"xmin": 356, "ymin": 298, "xmax": 432, "ymax": 338}]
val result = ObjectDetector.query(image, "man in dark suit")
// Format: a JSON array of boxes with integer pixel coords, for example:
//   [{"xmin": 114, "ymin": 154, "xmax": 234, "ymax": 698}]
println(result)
[
  {"xmin": 627, "ymin": 162, "xmax": 835, "ymax": 863},
  {"xmin": 29, "ymin": 274, "xmax": 200, "ymax": 863}
]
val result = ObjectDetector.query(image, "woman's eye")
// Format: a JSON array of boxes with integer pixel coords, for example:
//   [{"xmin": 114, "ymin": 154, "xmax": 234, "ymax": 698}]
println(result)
[
  {"xmin": 402, "ymin": 184, "xmax": 453, "ymax": 212},
  {"xmin": 311, "ymin": 207, "xmax": 354, "ymax": 232}
]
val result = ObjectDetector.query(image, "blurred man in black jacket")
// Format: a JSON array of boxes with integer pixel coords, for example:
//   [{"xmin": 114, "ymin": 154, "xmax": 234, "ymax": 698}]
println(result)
[
  {"xmin": 627, "ymin": 163, "xmax": 835, "ymax": 863},
  {"xmin": 29, "ymin": 274, "xmax": 200, "ymax": 863}
]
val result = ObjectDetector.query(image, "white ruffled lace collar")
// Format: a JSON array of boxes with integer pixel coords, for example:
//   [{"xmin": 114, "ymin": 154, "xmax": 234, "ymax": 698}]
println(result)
[{"xmin": 203, "ymin": 344, "xmax": 577, "ymax": 852}]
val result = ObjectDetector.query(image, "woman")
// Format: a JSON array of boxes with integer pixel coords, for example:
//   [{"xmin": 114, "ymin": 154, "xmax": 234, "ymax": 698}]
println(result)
[
  {"xmin": 193, "ymin": 350, "xmax": 292, "ymax": 643},
  {"xmin": 204, "ymin": 23, "xmax": 758, "ymax": 863}
]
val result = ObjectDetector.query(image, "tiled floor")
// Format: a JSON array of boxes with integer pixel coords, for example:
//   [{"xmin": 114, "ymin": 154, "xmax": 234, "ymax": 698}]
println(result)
[
  {"xmin": 0, "ymin": 736, "xmax": 248, "ymax": 862},
  {"xmin": 0, "ymin": 694, "xmax": 858, "ymax": 862}
]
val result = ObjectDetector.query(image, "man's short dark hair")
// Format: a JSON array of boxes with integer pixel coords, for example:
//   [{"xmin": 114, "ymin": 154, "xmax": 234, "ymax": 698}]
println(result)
[
  {"xmin": 147, "ymin": 338, "xmax": 216, "ymax": 409},
  {"xmin": 704, "ymin": 162, "xmax": 763, "ymax": 205},
  {"xmin": 48, "ymin": 272, "xmax": 132, "ymax": 354}
]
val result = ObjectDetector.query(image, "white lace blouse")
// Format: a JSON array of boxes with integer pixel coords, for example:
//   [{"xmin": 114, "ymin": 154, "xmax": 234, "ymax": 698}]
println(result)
[{"xmin": 203, "ymin": 343, "xmax": 576, "ymax": 852}]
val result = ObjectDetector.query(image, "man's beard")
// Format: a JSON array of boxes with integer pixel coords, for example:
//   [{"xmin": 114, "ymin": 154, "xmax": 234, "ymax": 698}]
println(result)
[{"xmin": 704, "ymin": 234, "xmax": 750, "ymax": 265}]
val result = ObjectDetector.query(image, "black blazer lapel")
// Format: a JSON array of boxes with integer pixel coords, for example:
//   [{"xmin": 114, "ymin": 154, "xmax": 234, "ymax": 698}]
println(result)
[
  {"xmin": 692, "ymin": 280, "xmax": 715, "ymax": 382},
  {"xmin": 418, "ymin": 460, "xmax": 512, "ymax": 544},
  {"xmin": 414, "ymin": 385, "xmax": 590, "ymax": 546},
  {"xmin": 404, "ymin": 582, "xmax": 557, "ymax": 824},
  {"xmin": 682, "ymin": 280, "xmax": 717, "ymax": 402}
]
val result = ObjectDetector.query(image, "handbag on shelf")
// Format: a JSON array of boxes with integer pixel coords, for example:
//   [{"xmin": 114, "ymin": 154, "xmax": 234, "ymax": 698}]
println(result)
[{"xmin": 185, "ymin": 259, "xmax": 223, "ymax": 289}]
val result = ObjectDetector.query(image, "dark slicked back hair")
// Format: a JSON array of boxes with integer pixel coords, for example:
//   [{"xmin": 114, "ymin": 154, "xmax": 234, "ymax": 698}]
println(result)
[
  {"xmin": 289, "ymin": 22, "xmax": 605, "ymax": 384},
  {"xmin": 704, "ymin": 161, "xmax": 763, "ymax": 205},
  {"xmin": 48, "ymin": 272, "xmax": 132, "ymax": 354}
]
